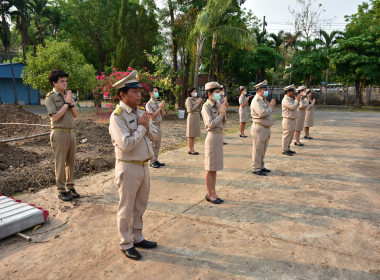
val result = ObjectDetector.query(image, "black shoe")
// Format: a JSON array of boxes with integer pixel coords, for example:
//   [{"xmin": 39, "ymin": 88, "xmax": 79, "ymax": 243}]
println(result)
[
  {"xmin": 121, "ymin": 247, "xmax": 141, "ymax": 260},
  {"xmin": 157, "ymin": 161, "xmax": 165, "ymax": 167},
  {"xmin": 223, "ymin": 142, "xmax": 227, "ymax": 145},
  {"xmin": 288, "ymin": 150, "xmax": 296, "ymax": 154},
  {"xmin": 282, "ymin": 151, "xmax": 293, "ymax": 156},
  {"xmin": 294, "ymin": 142, "xmax": 304, "ymax": 146},
  {"xmin": 68, "ymin": 188, "xmax": 80, "ymax": 199},
  {"xmin": 58, "ymin": 191, "xmax": 72, "ymax": 201},
  {"xmin": 150, "ymin": 161, "xmax": 160, "ymax": 168},
  {"xmin": 217, "ymin": 197, "xmax": 224, "ymax": 202},
  {"xmin": 134, "ymin": 239, "xmax": 157, "ymax": 249},
  {"xmin": 252, "ymin": 170, "xmax": 267, "ymax": 176},
  {"xmin": 205, "ymin": 194, "xmax": 222, "ymax": 204},
  {"xmin": 239, "ymin": 135, "xmax": 248, "ymax": 138},
  {"xmin": 188, "ymin": 151, "xmax": 199, "ymax": 155},
  {"xmin": 304, "ymin": 136, "xmax": 313, "ymax": 139},
  {"xmin": 261, "ymin": 168, "xmax": 271, "ymax": 173}
]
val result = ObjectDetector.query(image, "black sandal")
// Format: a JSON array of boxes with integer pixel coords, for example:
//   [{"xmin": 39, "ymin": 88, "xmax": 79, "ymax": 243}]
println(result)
[{"xmin": 188, "ymin": 151, "xmax": 199, "ymax": 155}]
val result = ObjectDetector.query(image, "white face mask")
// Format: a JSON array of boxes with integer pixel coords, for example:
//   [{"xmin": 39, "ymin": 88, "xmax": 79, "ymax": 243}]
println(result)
[
  {"xmin": 243, "ymin": 91, "xmax": 247, "ymax": 95},
  {"xmin": 191, "ymin": 92, "xmax": 197, "ymax": 97},
  {"xmin": 303, "ymin": 92, "xmax": 307, "ymax": 97}
]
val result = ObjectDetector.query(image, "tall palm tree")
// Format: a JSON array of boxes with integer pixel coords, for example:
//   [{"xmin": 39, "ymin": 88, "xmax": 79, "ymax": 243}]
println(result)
[
  {"xmin": 319, "ymin": 30, "xmax": 342, "ymax": 84},
  {"xmin": 269, "ymin": 31, "xmax": 284, "ymax": 93},
  {"xmin": 29, "ymin": 0, "xmax": 48, "ymax": 47},
  {"xmin": 0, "ymin": 1, "xmax": 18, "ymax": 105}
]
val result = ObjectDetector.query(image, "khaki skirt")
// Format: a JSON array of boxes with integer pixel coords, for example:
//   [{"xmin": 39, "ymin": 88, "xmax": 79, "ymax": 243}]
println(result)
[
  {"xmin": 204, "ymin": 131, "xmax": 224, "ymax": 171},
  {"xmin": 304, "ymin": 110, "xmax": 314, "ymax": 127},
  {"xmin": 239, "ymin": 106, "xmax": 248, "ymax": 123},
  {"xmin": 186, "ymin": 112, "xmax": 201, "ymax": 137},
  {"xmin": 295, "ymin": 109, "xmax": 306, "ymax": 131}
]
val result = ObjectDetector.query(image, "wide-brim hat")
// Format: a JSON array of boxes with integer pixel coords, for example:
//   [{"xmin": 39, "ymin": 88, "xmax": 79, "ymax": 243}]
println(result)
[
  {"xmin": 113, "ymin": 70, "xmax": 142, "ymax": 90},
  {"xmin": 205, "ymin": 81, "xmax": 223, "ymax": 90},
  {"xmin": 284, "ymin": 84, "xmax": 295, "ymax": 92},
  {"xmin": 297, "ymin": 86, "xmax": 307, "ymax": 91},
  {"xmin": 254, "ymin": 80, "xmax": 268, "ymax": 89}
]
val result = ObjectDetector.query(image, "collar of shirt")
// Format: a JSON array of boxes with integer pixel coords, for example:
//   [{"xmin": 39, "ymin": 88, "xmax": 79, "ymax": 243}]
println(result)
[
  {"xmin": 207, "ymin": 100, "xmax": 215, "ymax": 107},
  {"xmin": 119, "ymin": 101, "xmax": 133, "ymax": 113},
  {"xmin": 149, "ymin": 98, "xmax": 157, "ymax": 104},
  {"xmin": 52, "ymin": 88, "xmax": 64, "ymax": 96}
]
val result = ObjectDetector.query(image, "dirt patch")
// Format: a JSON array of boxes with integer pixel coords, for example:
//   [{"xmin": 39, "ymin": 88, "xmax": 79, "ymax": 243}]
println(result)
[{"xmin": 0, "ymin": 104, "xmax": 240, "ymax": 196}]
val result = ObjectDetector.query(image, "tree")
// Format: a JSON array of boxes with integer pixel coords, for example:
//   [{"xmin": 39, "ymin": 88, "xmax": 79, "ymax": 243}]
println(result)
[
  {"xmin": 319, "ymin": 30, "xmax": 342, "ymax": 84},
  {"xmin": 29, "ymin": 0, "xmax": 48, "ymax": 46},
  {"xmin": 269, "ymin": 31, "xmax": 284, "ymax": 91},
  {"xmin": 22, "ymin": 40, "xmax": 96, "ymax": 94},
  {"xmin": 0, "ymin": 1, "xmax": 18, "ymax": 104}
]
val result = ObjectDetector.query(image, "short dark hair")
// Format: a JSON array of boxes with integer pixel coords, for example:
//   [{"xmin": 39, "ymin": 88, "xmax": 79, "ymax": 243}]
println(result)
[
  {"xmin": 205, "ymin": 88, "xmax": 219, "ymax": 99},
  {"xmin": 48, "ymin": 70, "xmax": 69, "ymax": 86},
  {"xmin": 149, "ymin": 86, "xmax": 158, "ymax": 93},
  {"xmin": 187, "ymin": 87, "xmax": 196, "ymax": 96}
]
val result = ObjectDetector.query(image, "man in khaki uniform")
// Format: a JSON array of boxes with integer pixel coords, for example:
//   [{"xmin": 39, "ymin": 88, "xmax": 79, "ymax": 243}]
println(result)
[
  {"xmin": 250, "ymin": 80, "xmax": 276, "ymax": 176},
  {"xmin": 294, "ymin": 86, "xmax": 308, "ymax": 146},
  {"xmin": 109, "ymin": 70, "xmax": 159, "ymax": 261},
  {"xmin": 45, "ymin": 70, "xmax": 80, "ymax": 202},
  {"xmin": 281, "ymin": 84, "xmax": 301, "ymax": 156},
  {"xmin": 146, "ymin": 87, "xmax": 165, "ymax": 168}
]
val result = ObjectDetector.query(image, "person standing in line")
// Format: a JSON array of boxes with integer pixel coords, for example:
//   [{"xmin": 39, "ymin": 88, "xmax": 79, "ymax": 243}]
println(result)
[
  {"xmin": 220, "ymin": 85, "xmax": 228, "ymax": 145},
  {"xmin": 45, "ymin": 70, "xmax": 80, "ymax": 202},
  {"xmin": 250, "ymin": 80, "xmax": 276, "ymax": 176},
  {"xmin": 109, "ymin": 70, "xmax": 159, "ymax": 260},
  {"xmin": 185, "ymin": 87, "xmax": 202, "ymax": 155},
  {"xmin": 281, "ymin": 84, "xmax": 301, "ymax": 156},
  {"xmin": 201, "ymin": 81, "xmax": 227, "ymax": 204},
  {"xmin": 304, "ymin": 88, "xmax": 316, "ymax": 139},
  {"xmin": 238, "ymin": 86, "xmax": 252, "ymax": 138},
  {"xmin": 146, "ymin": 87, "xmax": 166, "ymax": 168},
  {"xmin": 294, "ymin": 86, "xmax": 308, "ymax": 146}
]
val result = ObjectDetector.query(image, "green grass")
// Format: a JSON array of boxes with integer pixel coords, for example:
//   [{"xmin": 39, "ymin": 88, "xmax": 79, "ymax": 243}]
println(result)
[
  {"xmin": 12, "ymin": 192, "xmax": 23, "ymax": 197},
  {"xmin": 274, "ymin": 114, "xmax": 282, "ymax": 121}
]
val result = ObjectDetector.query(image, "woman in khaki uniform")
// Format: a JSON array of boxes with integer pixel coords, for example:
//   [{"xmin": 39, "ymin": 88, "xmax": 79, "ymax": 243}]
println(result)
[
  {"xmin": 185, "ymin": 87, "xmax": 202, "ymax": 155},
  {"xmin": 201, "ymin": 81, "xmax": 227, "ymax": 204},
  {"xmin": 239, "ymin": 86, "xmax": 252, "ymax": 137},
  {"xmin": 304, "ymin": 89, "xmax": 316, "ymax": 139},
  {"xmin": 294, "ymin": 86, "xmax": 308, "ymax": 146}
]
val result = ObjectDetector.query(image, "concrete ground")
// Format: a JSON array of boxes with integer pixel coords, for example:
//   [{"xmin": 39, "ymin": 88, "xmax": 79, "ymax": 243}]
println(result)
[{"xmin": 0, "ymin": 110, "xmax": 379, "ymax": 280}]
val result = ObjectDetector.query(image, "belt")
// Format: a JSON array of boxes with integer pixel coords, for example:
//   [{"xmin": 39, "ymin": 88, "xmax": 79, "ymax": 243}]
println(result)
[
  {"xmin": 283, "ymin": 117, "xmax": 296, "ymax": 120},
  {"xmin": 52, "ymin": 128, "xmax": 73, "ymax": 132},
  {"xmin": 207, "ymin": 129, "xmax": 223, "ymax": 134},
  {"xmin": 117, "ymin": 159, "xmax": 149, "ymax": 166},
  {"xmin": 255, "ymin": 123, "xmax": 271, "ymax": 129}
]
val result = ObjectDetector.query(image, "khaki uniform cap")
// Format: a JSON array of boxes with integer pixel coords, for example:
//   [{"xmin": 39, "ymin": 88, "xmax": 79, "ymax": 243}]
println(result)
[
  {"xmin": 284, "ymin": 84, "xmax": 295, "ymax": 91},
  {"xmin": 254, "ymin": 80, "xmax": 268, "ymax": 89},
  {"xmin": 112, "ymin": 70, "xmax": 142, "ymax": 89},
  {"xmin": 205, "ymin": 81, "xmax": 223, "ymax": 90},
  {"xmin": 297, "ymin": 86, "xmax": 307, "ymax": 91}
]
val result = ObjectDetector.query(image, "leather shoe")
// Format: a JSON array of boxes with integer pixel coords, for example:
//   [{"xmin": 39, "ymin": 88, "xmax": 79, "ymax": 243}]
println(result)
[
  {"xmin": 304, "ymin": 136, "xmax": 313, "ymax": 139},
  {"xmin": 157, "ymin": 161, "xmax": 165, "ymax": 166},
  {"xmin": 134, "ymin": 239, "xmax": 157, "ymax": 249},
  {"xmin": 150, "ymin": 161, "xmax": 160, "ymax": 168},
  {"xmin": 121, "ymin": 247, "xmax": 141, "ymax": 260},
  {"xmin": 58, "ymin": 191, "xmax": 72, "ymax": 201},
  {"xmin": 188, "ymin": 151, "xmax": 199, "ymax": 155},
  {"xmin": 223, "ymin": 142, "xmax": 227, "ymax": 145},
  {"xmin": 294, "ymin": 142, "xmax": 304, "ymax": 146},
  {"xmin": 217, "ymin": 197, "xmax": 224, "ymax": 202},
  {"xmin": 239, "ymin": 135, "xmax": 248, "ymax": 138},
  {"xmin": 252, "ymin": 170, "xmax": 267, "ymax": 176},
  {"xmin": 68, "ymin": 188, "xmax": 80, "ymax": 198},
  {"xmin": 282, "ymin": 151, "xmax": 293, "ymax": 156},
  {"xmin": 261, "ymin": 168, "xmax": 271, "ymax": 173},
  {"xmin": 205, "ymin": 194, "xmax": 222, "ymax": 204},
  {"xmin": 288, "ymin": 150, "xmax": 296, "ymax": 154}
]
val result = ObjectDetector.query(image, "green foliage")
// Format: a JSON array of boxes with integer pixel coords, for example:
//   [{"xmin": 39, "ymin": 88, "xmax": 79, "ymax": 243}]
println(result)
[{"xmin": 22, "ymin": 40, "xmax": 96, "ymax": 93}]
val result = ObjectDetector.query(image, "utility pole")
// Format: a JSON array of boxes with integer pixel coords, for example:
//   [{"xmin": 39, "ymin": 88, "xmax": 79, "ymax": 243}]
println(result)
[{"xmin": 263, "ymin": 16, "xmax": 267, "ymax": 32}]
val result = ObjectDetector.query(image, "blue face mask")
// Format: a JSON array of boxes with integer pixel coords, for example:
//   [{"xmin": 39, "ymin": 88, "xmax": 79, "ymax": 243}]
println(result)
[
  {"xmin": 212, "ymin": 93, "xmax": 221, "ymax": 101},
  {"xmin": 264, "ymin": 91, "xmax": 269, "ymax": 97},
  {"xmin": 153, "ymin": 92, "xmax": 159, "ymax": 99}
]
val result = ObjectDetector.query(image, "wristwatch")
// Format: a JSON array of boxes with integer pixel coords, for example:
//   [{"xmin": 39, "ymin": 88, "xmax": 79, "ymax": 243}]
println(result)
[{"xmin": 64, "ymin": 102, "xmax": 75, "ymax": 108}]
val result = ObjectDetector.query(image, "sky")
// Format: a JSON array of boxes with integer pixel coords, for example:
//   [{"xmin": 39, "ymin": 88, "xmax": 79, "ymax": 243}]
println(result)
[{"xmin": 242, "ymin": 0, "xmax": 365, "ymax": 33}]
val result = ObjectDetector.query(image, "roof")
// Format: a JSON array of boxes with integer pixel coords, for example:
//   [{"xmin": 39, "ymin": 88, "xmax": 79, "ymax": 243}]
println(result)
[{"xmin": 0, "ymin": 63, "xmax": 25, "ymax": 79}]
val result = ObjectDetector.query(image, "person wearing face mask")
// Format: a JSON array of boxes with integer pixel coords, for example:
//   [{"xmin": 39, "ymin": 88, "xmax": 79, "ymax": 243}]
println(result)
[
  {"xmin": 239, "ymin": 86, "xmax": 252, "ymax": 137},
  {"xmin": 250, "ymin": 80, "xmax": 276, "ymax": 176},
  {"xmin": 201, "ymin": 81, "xmax": 227, "ymax": 204},
  {"xmin": 294, "ymin": 86, "xmax": 308, "ymax": 146},
  {"xmin": 185, "ymin": 87, "xmax": 202, "ymax": 155},
  {"xmin": 304, "ymin": 88, "xmax": 316, "ymax": 139},
  {"xmin": 146, "ymin": 87, "xmax": 166, "ymax": 168},
  {"xmin": 281, "ymin": 84, "xmax": 301, "ymax": 156}
]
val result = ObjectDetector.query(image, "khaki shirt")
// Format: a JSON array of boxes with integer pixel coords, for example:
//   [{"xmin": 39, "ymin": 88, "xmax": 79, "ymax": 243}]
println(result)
[
  {"xmin": 282, "ymin": 95, "xmax": 299, "ymax": 119},
  {"xmin": 298, "ymin": 97, "xmax": 308, "ymax": 111},
  {"xmin": 185, "ymin": 97, "xmax": 201, "ymax": 113},
  {"xmin": 201, "ymin": 100, "xmax": 225, "ymax": 132},
  {"xmin": 251, "ymin": 95, "xmax": 274, "ymax": 127},
  {"xmin": 45, "ymin": 88, "xmax": 78, "ymax": 129},
  {"xmin": 306, "ymin": 99, "xmax": 315, "ymax": 111},
  {"xmin": 109, "ymin": 101, "xmax": 159, "ymax": 161},
  {"xmin": 239, "ymin": 95, "xmax": 247, "ymax": 107},
  {"xmin": 146, "ymin": 99, "xmax": 162, "ymax": 123}
]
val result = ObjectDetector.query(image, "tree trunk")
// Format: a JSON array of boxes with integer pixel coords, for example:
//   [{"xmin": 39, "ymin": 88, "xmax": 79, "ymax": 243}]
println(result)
[
  {"xmin": 21, "ymin": 19, "xmax": 31, "ymax": 105},
  {"xmin": 193, "ymin": 36, "xmax": 204, "ymax": 89},
  {"xmin": 9, "ymin": 56, "xmax": 19, "ymax": 105},
  {"xmin": 354, "ymin": 80, "xmax": 362, "ymax": 108},
  {"xmin": 208, "ymin": 34, "xmax": 217, "ymax": 82},
  {"xmin": 271, "ymin": 58, "xmax": 279, "ymax": 96},
  {"xmin": 179, "ymin": 54, "xmax": 191, "ymax": 109},
  {"xmin": 168, "ymin": 0, "xmax": 178, "ymax": 105}
]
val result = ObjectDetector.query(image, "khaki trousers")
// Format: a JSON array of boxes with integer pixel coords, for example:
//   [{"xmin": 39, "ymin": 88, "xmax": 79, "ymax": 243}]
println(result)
[
  {"xmin": 50, "ymin": 130, "xmax": 76, "ymax": 191},
  {"xmin": 116, "ymin": 162, "xmax": 150, "ymax": 250},
  {"xmin": 282, "ymin": 118, "xmax": 296, "ymax": 151},
  {"xmin": 251, "ymin": 124, "xmax": 271, "ymax": 172},
  {"xmin": 151, "ymin": 123, "xmax": 162, "ymax": 161}
]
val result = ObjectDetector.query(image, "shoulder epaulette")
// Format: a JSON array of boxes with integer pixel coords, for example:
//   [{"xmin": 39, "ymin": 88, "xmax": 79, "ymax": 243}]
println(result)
[
  {"xmin": 138, "ymin": 106, "xmax": 145, "ymax": 111},
  {"xmin": 147, "ymin": 101, "xmax": 151, "ymax": 104},
  {"xmin": 114, "ymin": 106, "xmax": 123, "ymax": 115},
  {"xmin": 205, "ymin": 101, "xmax": 211, "ymax": 106},
  {"xmin": 46, "ymin": 91, "xmax": 53, "ymax": 97}
]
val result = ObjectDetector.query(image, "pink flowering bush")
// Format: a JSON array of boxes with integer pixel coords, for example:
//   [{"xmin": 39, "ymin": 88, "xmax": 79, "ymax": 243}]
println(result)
[{"xmin": 93, "ymin": 66, "xmax": 153, "ymax": 109}]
